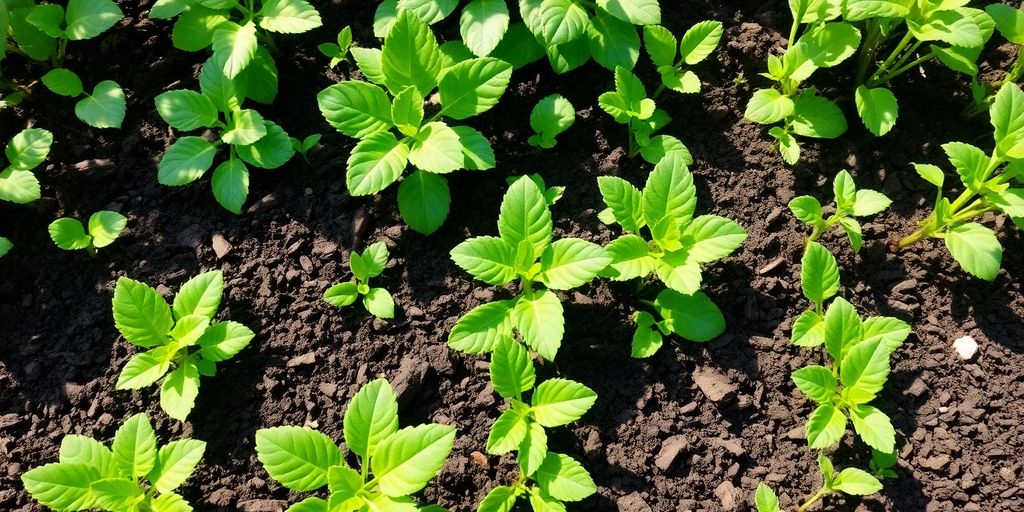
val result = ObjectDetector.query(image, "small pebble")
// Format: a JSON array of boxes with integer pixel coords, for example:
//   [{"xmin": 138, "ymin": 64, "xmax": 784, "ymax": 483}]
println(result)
[{"xmin": 952, "ymin": 335, "xmax": 978, "ymax": 360}]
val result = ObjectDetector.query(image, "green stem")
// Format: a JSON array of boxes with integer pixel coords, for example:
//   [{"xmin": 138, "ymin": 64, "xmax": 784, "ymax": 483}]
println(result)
[
  {"xmin": 855, "ymin": 21, "xmax": 881, "ymax": 85},
  {"xmin": 866, "ymin": 31, "xmax": 914, "ymax": 85},
  {"xmin": 797, "ymin": 487, "xmax": 829, "ymax": 512},
  {"xmin": 1000, "ymin": 51, "xmax": 1024, "ymax": 86},
  {"xmin": 873, "ymin": 51, "xmax": 933, "ymax": 87}
]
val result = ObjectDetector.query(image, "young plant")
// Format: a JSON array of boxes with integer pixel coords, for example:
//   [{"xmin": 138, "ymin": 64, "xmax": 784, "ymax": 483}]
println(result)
[
  {"xmin": 255, "ymin": 378, "xmax": 456, "ymax": 511},
  {"xmin": 149, "ymin": 0, "xmax": 322, "ymax": 95},
  {"xmin": 755, "ymin": 455, "xmax": 882, "ymax": 512},
  {"xmin": 290, "ymin": 133, "xmax": 321, "ymax": 164},
  {"xmin": 323, "ymin": 241, "xmax": 395, "ymax": 320},
  {"xmin": 745, "ymin": 7, "xmax": 860, "ymax": 163},
  {"xmin": 789, "ymin": 170, "xmax": 891, "ymax": 252},
  {"xmin": 642, "ymin": 21, "xmax": 723, "ymax": 96},
  {"xmin": 154, "ymin": 56, "xmax": 295, "ymax": 213},
  {"xmin": 449, "ymin": 175, "xmax": 611, "ymax": 362},
  {"xmin": 527, "ymin": 94, "xmax": 575, "ymax": 149},
  {"xmin": 317, "ymin": 11, "xmax": 512, "ymax": 235},
  {"xmin": 1, "ymin": 127, "xmax": 52, "ymax": 205},
  {"xmin": 478, "ymin": 337, "xmax": 598, "ymax": 512},
  {"xmin": 794, "ymin": 242, "xmax": 910, "ymax": 453},
  {"xmin": 48, "ymin": 210, "xmax": 127, "ymax": 254},
  {"xmin": 3, "ymin": 0, "xmax": 126, "ymax": 128},
  {"xmin": 0, "ymin": 236, "xmax": 11, "ymax": 257},
  {"xmin": 112, "ymin": 270, "xmax": 255, "ymax": 421},
  {"xmin": 599, "ymin": 66, "xmax": 695, "ymax": 163},
  {"xmin": 962, "ymin": 5, "xmax": 1024, "ymax": 118},
  {"xmin": 21, "ymin": 413, "xmax": 206, "ymax": 512},
  {"xmin": 318, "ymin": 25, "xmax": 353, "ymax": 68},
  {"xmin": 898, "ymin": 82, "xmax": 1024, "ymax": 281},
  {"xmin": 596, "ymin": 153, "xmax": 746, "ymax": 355}
]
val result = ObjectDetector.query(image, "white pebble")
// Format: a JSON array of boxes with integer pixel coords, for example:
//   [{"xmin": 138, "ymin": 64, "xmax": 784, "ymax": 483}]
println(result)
[{"xmin": 953, "ymin": 335, "xmax": 978, "ymax": 361}]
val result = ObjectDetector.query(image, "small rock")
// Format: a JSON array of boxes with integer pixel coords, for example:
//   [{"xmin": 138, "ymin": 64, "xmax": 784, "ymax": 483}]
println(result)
[
  {"xmin": 392, "ymin": 357, "xmax": 430, "ymax": 407},
  {"xmin": 212, "ymin": 234, "xmax": 232, "ymax": 259},
  {"xmin": 906, "ymin": 378, "xmax": 929, "ymax": 397},
  {"xmin": 617, "ymin": 492, "xmax": 653, "ymax": 512},
  {"xmin": 583, "ymin": 429, "xmax": 603, "ymax": 459},
  {"xmin": 209, "ymin": 488, "xmax": 236, "ymax": 507},
  {"xmin": 953, "ymin": 336, "xmax": 978, "ymax": 360},
  {"xmin": 469, "ymin": 451, "xmax": 489, "ymax": 469},
  {"xmin": 317, "ymin": 382, "xmax": 338, "ymax": 398},
  {"xmin": 237, "ymin": 499, "xmax": 288, "ymax": 512},
  {"xmin": 692, "ymin": 367, "xmax": 738, "ymax": 402},
  {"xmin": 287, "ymin": 352, "xmax": 316, "ymax": 367},
  {"xmin": 655, "ymin": 435, "xmax": 689, "ymax": 471},
  {"xmin": 714, "ymin": 481, "xmax": 738, "ymax": 511},
  {"xmin": 921, "ymin": 454, "xmax": 952, "ymax": 471},
  {"xmin": 717, "ymin": 438, "xmax": 745, "ymax": 457}
]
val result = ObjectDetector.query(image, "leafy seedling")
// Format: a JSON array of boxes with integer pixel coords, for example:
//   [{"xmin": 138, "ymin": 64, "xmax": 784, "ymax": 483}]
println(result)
[
  {"xmin": 323, "ymin": 241, "xmax": 396, "ymax": 319},
  {"xmin": 155, "ymin": 55, "xmax": 295, "ymax": 213},
  {"xmin": 318, "ymin": 25, "xmax": 353, "ymax": 68},
  {"xmin": 789, "ymin": 170, "xmax": 891, "ymax": 252},
  {"xmin": 150, "ymin": 0, "xmax": 322, "ymax": 93},
  {"xmin": 869, "ymin": 448, "xmax": 899, "ymax": 480},
  {"xmin": 642, "ymin": 20, "xmax": 723, "ymax": 95},
  {"xmin": 599, "ymin": 66, "xmax": 692, "ymax": 161},
  {"xmin": 112, "ymin": 270, "xmax": 255, "ymax": 421},
  {"xmin": 505, "ymin": 174, "xmax": 564, "ymax": 206},
  {"xmin": 962, "ymin": 4, "xmax": 1024, "ymax": 118},
  {"xmin": 528, "ymin": 94, "xmax": 575, "ymax": 149},
  {"xmin": 1, "ymin": 127, "xmax": 53, "ymax": 205},
  {"xmin": 256, "ymin": 378, "xmax": 456, "ymax": 511},
  {"xmin": 0, "ymin": 236, "xmax": 12, "ymax": 257},
  {"xmin": 478, "ymin": 338, "xmax": 597, "ymax": 512},
  {"xmin": 48, "ymin": 210, "xmax": 127, "ymax": 255},
  {"xmin": 290, "ymin": 133, "xmax": 321, "ymax": 164},
  {"xmin": 22, "ymin": 413, "xmax": 206, "ymax": 512},
  {"xmin": 899, "ymin": 82, "xmax": 1024, "ymax": 281},
  {"xmin": 449, "ymin": 175, "xmax": 611, "ymax": 362},
  {"xmin": 755, "ymin": 455, "xmax": 883, "ymax": 512}
]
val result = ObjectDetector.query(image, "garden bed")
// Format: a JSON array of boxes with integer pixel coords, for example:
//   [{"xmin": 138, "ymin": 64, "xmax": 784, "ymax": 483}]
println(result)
[{"xmin": 1, "ymin": 1, "xmax": 1023, "ymax": 511}]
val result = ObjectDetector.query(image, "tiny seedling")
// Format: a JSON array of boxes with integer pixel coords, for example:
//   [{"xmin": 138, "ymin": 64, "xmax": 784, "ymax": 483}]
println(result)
[
  {"xmin": 149, "ymin": 0, "xmax": 322, "ymax": 95},
  {"xmin": 155, "ymin": 56, "xmax": 296, "ymax": 213},
  {"xmin": 21, "ymin": 413, "xmax": 206, "ymax": 512},
  {"xmin": 642, "ymin": 21, "xmax": 723, "ymax": 95},
  {"xmin": 899, "ymin": 83, "xmax": 1024, "ymax": 281},
  {"xmin": 0, "ymin": 236, "xmax": 11, "ymax": 257},
  {"xmin": 48, "ymin": 210, "xmax": 127, "ymax": 254},
  {"xmin": 1, "ymin": 127, "xmax": 53, "ymax": 205},
  {"xmin": 962, "ymin": 5, "xmax": 1024, "ymax": 118},
  {"xmin": 5, "ymin": 0, "xmax": 126, "ymax": 128},
  {"xmin": 318, "ymin": 25, "xmax": 353, "ymax": 68},
  {"xmin": 290, "ymin": 133, "xmax": 321, "ymax": 164},
  {"xmin": 599, "ymin": 66, "xmax": 692, "ymax": 161},
  {"xmin": 755, "ymin": 455, "xmax": 883, "ymax": 512},
  {"xmin": 449, "ymin": 175, "xmax": 611, "ymax": 361},
  {"xmin": 318, "ymin": 11, "xmax": 512, "ymax": 234},
  {"xmin": 789, "ymin": 170, "xmax": 891, "ymax": 252},
  {"xmin": 112, "ymin": 270, "xmax": 255, "ymax": 421},
  {"xmin": 255, "ymin": 378, "xmax": 456, "ymax": 511},
  {"xmin": 528, "ymin": 94, "xmax": 575, "ymax": 149},
  {"xmin": 323, "ymin": 241, "xmax": 395, "ymax": 319}
]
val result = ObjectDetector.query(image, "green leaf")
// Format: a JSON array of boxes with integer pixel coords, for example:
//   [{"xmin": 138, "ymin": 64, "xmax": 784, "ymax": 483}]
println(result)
[
  {"xmin": 346, "ymin": 131, "xmax": 409, "ymax": 195},
  {"xmin": 642, "ymin": 153, "xmax": 696, "ymax": 242},
  {"xmin": 789, "ymin": 195, "xmax": 823, "ymax": 225},
  {"xmin": 792, "ymin": 310, "xmax": 825, "ymax": 347},
  {"xmin": 839, "ymin": 216, "xmax": 863, "ymax": 252},
  {"xmin": 536, "ymin": 453, "xmax": 596, "ymax": 502},
  {"xmin": 437, "ymin": 57, "xmax": 512, "ymax": 120},
  {"xmin": 512, "ymin": 290, "xmax": 564, "ymax": 361},
  {"xmin": 326, "ymin": 464, "xmax": 362, "ymax": 497},
  {"xmin": 397, "ymin": 170, "xmax": 450, "ymax": 235},
  {"xmin": 212, "ymin": 21, "xmax": 258, "ymax": 78},
  {"xmin": 654, "ymin": 253, "xmax": 702, "ymax": 294},
  {"xmin": 22, "ymin": 462, "xmax": 100, "ymax": 510},
  {"xmin": 408, "ymin": 122, "xmax": 464, "ymax": 173},
  {"xmin": 324, "ymin": 282, "xmax": 360, "ymax": 307},
  {"xmin": 0, "ymin": 167, "xmax": 39, "ymax": 203},
  {"xmin": 801, "ymin": 21, "xmax": 861, "ymax": 68},
  {"xmin": 791, "ymin": 365, "xmax": 837, "ymax": 403},
  {"xmin": 840, "ymin": 339, "xmax": 890, "ymax": 404},
  {"xmin": 171, "ymin": 7, "xmax": 229, "ymax": 51},
  {"xmin": 91, "ymin": 478, "xmax": 143, "ymax": 510},
  {"xmin": 6, "ymin": 128, "xmax": 53, "ymax": 171},
  {"xmin": 172, "ymin": 270, "xmax": 223, "ymax": 321},
  {"xmin": 155, "ymin": 90, "xmax": 219, "ymax": 132},
  {"xmin": 199, "ymin": 53, "xmax": 246, "ymax": 112},
  {"xmin": 631, "ymin": 316, "xmax": 663, "ymax": 358},
  {"xmin": 65, "ymin": 0, "xmax": 123, "ymax": 40},
  {"xmin": 397, "ymin": 0, "xmax": 458, "ymax": 24},
  {"xmin": 824, "ymin": 297, "xmax": 862, "ymax": 361},
  {"xmin": 943, "ymin": 142, "xmax": 988, "ymax": 192},
  {"xmin": 680, "ymin": 215, "xmax": 747, "ymax": 263},
  {"xmin": 258, "ymin": 0, "xmax": 322, "ymax": 33},
  {"xmin": 150, "ymin": 0, "xmax": 192, "ymax": 19},
  {"xmin": 160, "ymin": 358, "xmax": 201, "ymax": 420},
  {"xmin": 75, "ymin": 80, "xmax": 126, "ymax": 128},
  {"xmin": 654, "ymin": 289, "xmax": 726, "ymax": 342},
  {"xmin": 944, "ymin": 222, "xmax": 1002, "ymax": 280},
  {"xmin": 8, "ymin": 5, "xmax": 58, "ymax": 61},
  {"xmin": 478, "ymin": 486, "xmax": 520, "ymax": 512},
  {"xmin": 486, "ymin": 407, "xmax": 529, "ymax": 454},
  {"xmin": 211, "ymin": 158, "xmax": 250, "ymax": 214},
  {"xmin": 197, "ymin": 321, "xmax": 254, "ymax": 361},
  {"xmin": 116, "ymin": 346, "xmax": 172, "ymax": 389},
  {"xmin": 222, "ymin": 109, "xmax": 268, "ymax": 145},
  {"xmin": 256, "ymin": 426, "xmax": 342, "ymax": 491},
  {"xmin": 317, "ymin": 81, "xmax": 393, "ymax": 139},
  {"xmin": 59, "ymin": 436, "xmax": 114, "ymax": 480},
  {"xmin": 853, "ymin": 189, "xmax": 891, "ymax": 217},
  {"xmin": 791, "ymin": 93, "xmax": 846, "ymax": 139},
  {"xmin": 597, "ymin": 176, "xmax": 645, "ymax": 233},
  {"xmin": 158, "ymin": 136, "xmax": 218, "ymax": 186},
  {"xmin": 148, "ymin": 439, "xmax": 206, "ymax": 492},
  {"xmin": 842, "ymin": 0, "xmax": 908, "ymax": 20},
  {"xmin": 643, "ymin": 25, "xmax": 677, "ymax": 67},
  {"xmin": 755, "ymin": 483, "xmax": 782, "ymax": 512},
  {"xmin": 371, "ymin": 424, "xmax": 456, "ymax": 497},
  {"xmin": 113, "ymin": 277, "xmax": 173, "ymax": 348},
  {"xmin": 833, "ymin": 170, "xmax": 857, "ymax": 211},
  {"xmin": 832, "ymin": 468, "xmax": 883, "ymax": 495},
  {"xmin": 587, "ymin": 12, "xmax": 640, "ymax": 71},
  {"xmin": 382, "ymin": 11, "xmax": 443, "ymax": 95},
  {"xmin": 390, "ymin": 87, "xmax": 424, "ymax": 137},
  {"xmin": 598, "ymin": 0, "xmax": 660, "ymax": 25},
  {"xmin": 490, "ymin": 337, "xmax": 536, "ymax": 399},
  {"xmin": 850, "ymin": 404, "xmax": 895, "ymax": 453},
  {"xmin": 546, "ymin": 37, "xmax": 592, "ymax": 74},
  {"xmin": 499, "ymin": 176, "xmax": 553, "ymax": 255},
  {"xmin": 907, "ymin": 9, "xmax": 982, "ymax": 48},
  {"xmin": 860, "ymin": 316, "xmax": 911, "ymax": 352},
  {"xmin": 801, "ymin": 242, "xmax": 840, "ymax": 306},
  {"xmin": 855, "ymin": 85, "xmax": 898, "ymax": 137},
  {"xmin": 914, "ymin": 163, "xmax": 945, "ymax": 187},
  {"xmin": 48, "ymin": 218, "xmax": 92, "ymax": 251},
  {"xmin": 363, "ymin": 287, "xmax": 395, "ymax": 319},
  {"xmin": 745, "ymin": 88, "xmax": 794, "ymax": 124},
  {"xmin": 531, "ymin": 379, "xmax": 597, "ymax": 427},
  {"xmin": 517, "ymin": 422, "xmax": 548, "ymax": 477},
  {"xmin": 537, "ymin": 0, "xmax": 589, "ymax": 45},
  {"xmin": 344, "ymin": 378, "xmax": 399, "ymax": 459},
  {"xmin": 988, "ymin": 188, "xmax": 1024, "ymax": 217},
  {"xmin": 25, "ymin": 4, "xmax": 65, "ymax": 38},
  {"xmin": 491, "ymin": 22, "xmax": 546, "ymax": 68},
  {"xmin": 362, "ymin": 241, "xmax": 390, "ymax": 278},
  {"xmin": 678, "ymin": 20, "xmax": 722, "ymax": 65},
  {"xmin": 112, "ymin": 413, "xmax": 158, "ymax": 479},
  {"xmin": 235, "ymin": 120, "xmax": 294, "ymax": 169},
  {"xmin": 449, "ymin": 300, "xmax": 515, "ymax": 353},
  {"xmin": 806, "ymin": 404, "xmax": 847, "ymax": 449},
  {"xmin": 42, "ymin": 68, "xmax": 85, "ymax": 97},
  {"xmin": 529, "ymin": 94, "xmax": 575, "ymax": 147},
  {"xmin": 451, "ymin": 236, "xmax": 517, "ymax": 286},
  {"xmin": 0, "ymin": 237, "xmax": 11, "ymax": 258},
  {"xmin": 988, "ymin": 3, "xmax": 1024, "ymax": 44},
  {"xmin": 771, "ymin": 126, "xmax": 801, "ymax": 164},
  {"xmin": 539, "ymin": 239, "xmax": 611, "ymax": 290},
  {"xmin": 460, "ymin": 0, "xmax": 510, "ymax": 57}
]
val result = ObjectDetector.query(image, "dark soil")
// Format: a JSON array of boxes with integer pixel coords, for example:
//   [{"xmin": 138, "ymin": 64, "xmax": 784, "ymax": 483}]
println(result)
[{"xmin": 2, "ymin": 1, "xmax": 1023, "ymax": 511}]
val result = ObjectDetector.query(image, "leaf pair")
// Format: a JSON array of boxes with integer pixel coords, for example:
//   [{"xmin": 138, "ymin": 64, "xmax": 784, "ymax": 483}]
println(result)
[
  {"xmin": 528, "ymin": 94, "xmax": 576, "ymax": 149},
  {"xmin": 642, "ymin": 21, "xmax": 723, "ymax": 95},
  {"xmin": 630, "ymin": 289, "xmax": 726, "ymax": 357},
  {"xmin": 599, "ymin": 66, "xmax": 690, "ymax": 157},
  {"xmin": 48, "ymin": 210, "xmax": 127, "ymax": 253},
  {"xmin": 113, "ymin": 270, "xmax": 255, "ymax": 421},
  {"xmin": 22, "ymin": 413, "xmax": 205, "ymax": 512},
  {"xmin": 41, "ymin": 70, "xmax": 127, "ymax": 129},
  {"xmin": 256, "ymin": 378, "xmax": 455, "ymax": 511},
  {"xmin": 789, "ymin": 170, "xmax": 891, "ymax": 252},
  {"xmin": 0, "ymin": 128, "xmax": 53, "ymax": 205},
  {"xmin": 755, "ymin": 455, "xmax": 882, "ymax": 512},
  {"xmin": 323, "ymin": 241, "xmax": 396, "ymax": 319},
  {"xmin": 450, "ymin": 176, "xmax": 611, "ymax": 361}
]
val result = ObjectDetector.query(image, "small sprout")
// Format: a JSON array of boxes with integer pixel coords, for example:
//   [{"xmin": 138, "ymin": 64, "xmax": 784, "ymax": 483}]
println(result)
[
  {"xmin": 870, "ymin": 448, "xmax": 899, "ymax": 479},
  {"xmin": 48, "ymin": 210, "xmax": 127, "ymax": 254},
  {"xmin": 22, "ymin": 413, "xmax": 205, "ymax": 512},
  {"xmin": 290, "ymin": 133, "xmax": 322, "ymax": 163},
  {"xmin": 1, "ymin": 128, "xmax": 54, "ymax": 205},
  {"xmin": 318, "ymin": 25, "xmax": 353, "ymax": 68},
  {"xmin": 756, "ymin": 455, "xmax": 883, "ymax": 512},
  {"xmin": 255, "ymin": 378, "xmax": 455, "ymax": 510},
  {"xmin": 112, "ymin": 270, "xmax": 255, "ymax": 421},
  {"xmin": 789, "ymin": 170, "xmax": 891, "ymax": 252},
  {"xmin": 527, "ymin": 94, "xmax": 575, "ymax": 149},
  {"xmin": 643, "ymin": 21, "xmax": 723, "ymax": 95},
  {"xmin": 323, "ymin": 240, "xmax": 396, "ymax": 319},
  {"xmin": 0, "ymin": 236, "xmax": 12, "ymax": 258}
]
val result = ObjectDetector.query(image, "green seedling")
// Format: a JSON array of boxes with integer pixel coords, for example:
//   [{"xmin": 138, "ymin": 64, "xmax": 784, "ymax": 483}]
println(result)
[
  {"xmin": 149, "ymin": 0, "xmax": 322, "ymax": 95},
  {"xmin": 642, "ymin": 21, "xmax": 723, "ymax": 95},
  {"xmin": 505, "ymin": 174, "xmax": 563, "ymax": 206},
  {"xmin": 963, "ymin": 5, "xmax": 1024, "ymax": 118},
  {"xmin": 1, "ymin": 127, "xmax": 53, "ymax": 205},
  {"xmin": 899, "ymin": 82, "xmax": 1024, "ymax": 281},
  {"xmin": 290, "ymin": 133, "xmax": 321, "ymax": 164},
  {"xmin": 323, "ymin": 241, "xmax": 396, "ymax": 319},
  {"xmin": 478, "ymin": 339, "xmax": 597, "ymax": 512},
  {"xmin": 449, "ymin": 175, "xmax": 611, "ymax": 362},
  {"xmin": 789, "ymin": 170, "xmax": 891, "ymax": 252},
  {"xmin": 0, "ymin": 236, "xmax": 11, "ymax": 257},
  {"xmin": 745, "ymin": 8, "xmax": 860, "ymax": 163},
  {"xmin": 255, "ymin": 378, "xmax": 456, "ymax": 511},
  {"xmin": 155, "ymin": 56, "xmax": 295, "ymax": 214},
  {"xmin": 3, "ymin": 0, "xmax": 126, "ymax": 128},
  {"xmin": 318, "ymin": 25, "xmax": 353, "ymax": 68},
  {"xmin": 599, "ymin": 66, "xmax": 692, "ymax": 161},
  {"xmin": 22, "ymin": 413, "xmax": 205, "ymax": 512},
  {"xmin": 318, "ymin": 11, "xmax": 512, "ymax": 234},
  {"xmin": 48, "ymin": 210, "xmax": 127, "ymax": 254},
  {"xmin": 528, "ymin": 94, "xmax": 575, "ymax": 149},
  {"xmin": 755, "ymin": 455, "xmax": 883, "ymax": 512},
  {"xmin": 112, "ymin": 270, "xmax": 255, "ymax": 421},
  {"xmin": 869, "ymin": 448, "xmax": 898, "ymax": 480}
]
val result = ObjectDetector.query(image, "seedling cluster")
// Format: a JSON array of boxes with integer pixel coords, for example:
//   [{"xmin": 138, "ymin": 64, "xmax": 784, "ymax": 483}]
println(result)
[{"xmin": 323, "ymin": 240, "xmax": 396, "ymax": 319}]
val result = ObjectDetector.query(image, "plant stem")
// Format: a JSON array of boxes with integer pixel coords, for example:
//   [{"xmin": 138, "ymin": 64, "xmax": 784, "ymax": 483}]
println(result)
[
  {"xmin": 873, "ymin": 51, "xmax": 933, "ymax": 87},
  {"xmin": 866, "ymin": 31, "xmax": 914, "ymax": 86},
  {"xmin": 855, "ymin": 21, "xmax": 882, "ymax": 85},
  {"xmin": 796, "ymin": 487, "xmax": 828, "ymax": 512}
]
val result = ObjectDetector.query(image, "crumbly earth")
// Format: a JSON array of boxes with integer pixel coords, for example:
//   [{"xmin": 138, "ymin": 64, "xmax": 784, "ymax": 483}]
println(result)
[{"xmin": 1, "ymin": 1, "xmax": 1022, "ymax": 511}]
